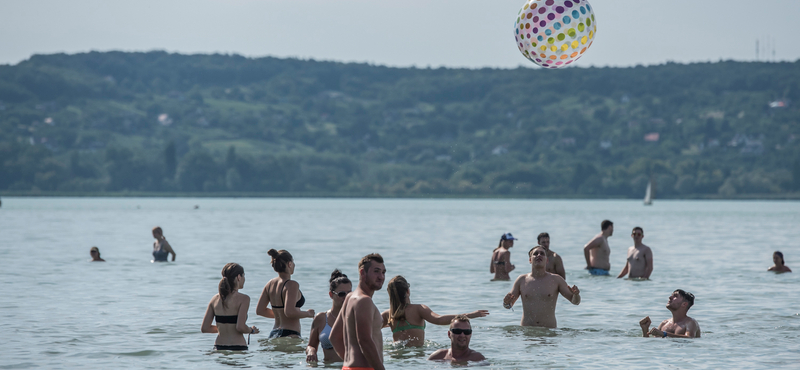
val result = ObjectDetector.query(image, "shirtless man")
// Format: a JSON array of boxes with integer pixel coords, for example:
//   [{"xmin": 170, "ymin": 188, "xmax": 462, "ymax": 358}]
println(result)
[
  {"xmin": 537, "ymin": 233, "xmax": 565, "ymax": 279},
  {"xmin": 428, "ymin": 315, "xmax": 485, "ymax": 363},
  {"xmin": 639, "ymin": 289, "xmax": 701, "ymax": 338},
  {"xmin": 584, "ymin": 220, "xmax": 613, "ymax": 275},
  {"xmin": 490, "ymin": 233, "xmax": 516, "ymax": 281},
  {"xmin": 503, "ymin": 246, "xmax": 580, "ymax": 328},
  {"xmin": 330, "ymin": 253, "xmax": 386, "ymax": 370},
  {"xmin": 617, "ymin": 227, "xmax": 653, "ymax": 279}
]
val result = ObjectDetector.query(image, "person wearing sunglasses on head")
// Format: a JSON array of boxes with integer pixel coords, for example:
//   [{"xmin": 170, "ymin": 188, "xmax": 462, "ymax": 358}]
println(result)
[
  {"xmin": 639, "ymin": 289, "xmax": 701, "ymax": 338},
  {"xmin": 503, "ymin": 246, "xmax": 581, "ymax": 328},
  {"xmin": 617, "ymin": 227, "xmax": 653, "ymax": 279},
  {"xmin": 428, "ymin": 315, "xmax": 485, "ymax": 363},
  {"xmin": 381, "ymin": 276, "xmax": 489, "ymax": 347},
  {"xmin": 306, "ymin": 269, "xmax": 352, "ymax": 363}
]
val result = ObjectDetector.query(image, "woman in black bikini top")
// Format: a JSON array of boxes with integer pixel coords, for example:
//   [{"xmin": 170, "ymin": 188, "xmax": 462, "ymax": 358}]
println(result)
[
  {"xmin": 201, "ymin": 263, "xmax": 260, "ymax": 351},
  {"xmin": 257, "ymin": 249, "xmax": 315, "ymax": 339}
]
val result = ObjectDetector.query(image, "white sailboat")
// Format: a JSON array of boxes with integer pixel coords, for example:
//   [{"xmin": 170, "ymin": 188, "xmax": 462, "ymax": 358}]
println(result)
[{"xmin": 644, "ymin": 179, "xmax": 653, "ymax": 205}]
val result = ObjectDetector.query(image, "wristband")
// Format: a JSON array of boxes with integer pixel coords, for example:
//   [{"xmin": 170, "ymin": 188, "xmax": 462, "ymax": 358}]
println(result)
[{"xmin": 662, "ymin": 331, "xmax": 667, "ymax": 338}]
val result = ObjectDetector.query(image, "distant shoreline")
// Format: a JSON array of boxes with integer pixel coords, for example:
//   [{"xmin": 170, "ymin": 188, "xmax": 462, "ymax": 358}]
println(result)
[{"xmin": 2, "ymin": 191, "xmax": 799, "ymax": 200}]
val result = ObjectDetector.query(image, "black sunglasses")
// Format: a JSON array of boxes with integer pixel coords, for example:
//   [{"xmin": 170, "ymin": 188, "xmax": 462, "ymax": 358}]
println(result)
[
  {"xmin": 450, "ymin": 328, "xmax": 472, "ymax": 335},
  {"xmin": 332, "ymin": 290, "xmax": 350, "ymax": 298}
]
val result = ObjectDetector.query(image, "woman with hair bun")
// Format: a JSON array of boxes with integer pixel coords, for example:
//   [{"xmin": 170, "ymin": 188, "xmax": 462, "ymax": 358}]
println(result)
[
  {"xmin": 201, "ymin": 263, "xmax": 259, "ymax": 351},
  {"xmin": 257, "ymin": 249, "xmax": 315, "ymax": 339},
  {"xmin": 382, "ymin": 275, "xmax": 489, "ymax": 347},
  {"xmin": 768, "ymin": 251, "xmax": 792, "ymax": 273},
  {"xmin": 306, "ymin": 269, "xmax": 352, "ymax": 363}
]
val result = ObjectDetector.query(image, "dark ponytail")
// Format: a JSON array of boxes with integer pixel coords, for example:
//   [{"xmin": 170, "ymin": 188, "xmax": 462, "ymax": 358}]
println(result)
[
  {"xmin": 268, "ymin": 249, "xmax": 293, "ymax": 273},
  {"xmin": 329, "ymin": 269, "xmax": 351, "ymax": 291},
  {"xmin": 775, "ymin": 251, "xmax": 785, "ymax": 265},
  {"xmin": 219, "ymin": 263, "xmax": 244, "ymax": 308}
]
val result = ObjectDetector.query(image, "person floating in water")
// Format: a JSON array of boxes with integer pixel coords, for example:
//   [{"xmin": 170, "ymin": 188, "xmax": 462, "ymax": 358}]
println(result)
[
  {"xmin": 151, "ymin": 226, "xmax": 175, "ymax": 262},
  {"xmin": 306, "ymin": 269, "xmax": 352, "ymax": 363},
  {"xmin": 768, "ymin": 251, "xmax": 792, "ymax": 273},
  {"xmin": 201, "ymin": 263, "xmax": 260, "ymax": 351},
  {"xmin": 381, "ymin": 275, "xmax": 489, "ymax": 347},
  {"xmin": 617, "ymin": 227, "xmax": 653, "ymax": 279},
  {"xmin": 639, "ymin": 289, "xmax": 701, "ymax": 338},
  {"xmin": 428, "ymin": 315, "xmax": 486, "ymax": 363},
  {"xmin": 584, "ymin": 220, "xmax": 613, "ymax": 275},
  {"xmin": 256, "ymin": 249, "xmax": 315, "ymax": 339},
  {"xmin": 89, "ymin": 246, "xmax": 105, "ymax": 262},
  {"xmin": 537, "ymin": 232, "xmax": 565, "ymax": 279},
  {"xmin": 503, "ymin": 246, "xmax": 580, "ymax": 328},
  {"xmin": 490, "ymin": 233, "xmax": 517, "ymax": 281}
]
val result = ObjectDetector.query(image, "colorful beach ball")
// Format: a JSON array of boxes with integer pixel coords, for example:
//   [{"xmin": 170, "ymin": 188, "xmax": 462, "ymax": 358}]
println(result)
[{"xmin": 514, "ymin": 0, "xmax": 596, "ymax": 69}]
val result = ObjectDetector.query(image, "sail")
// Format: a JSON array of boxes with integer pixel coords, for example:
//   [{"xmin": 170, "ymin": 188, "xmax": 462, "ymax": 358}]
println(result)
[{"xmin": 644, "ymin": 180, "xmax": 652, "ymax": 205}]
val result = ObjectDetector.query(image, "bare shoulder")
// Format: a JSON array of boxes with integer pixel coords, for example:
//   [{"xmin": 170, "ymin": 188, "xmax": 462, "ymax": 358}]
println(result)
[
  {"xmin": 641, "ymin": 244, "xmax": 653, "ymax": 253},
  {"xmin": 428, "ymin": 349, "xmax": 448, "ymax": 360},
  {"xmin": 469, "ymin": 350, "xmax": 486, "ymax": 361}
]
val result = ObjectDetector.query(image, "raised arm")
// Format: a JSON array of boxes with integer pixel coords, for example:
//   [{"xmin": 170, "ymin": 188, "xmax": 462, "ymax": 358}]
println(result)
[
  {"xmin": 201, "ymin": 299, "xmax": 218, "ymax": 333},
  {"xmin": 643, "ymin": 248, "xmax": 653, "ymax": 279},
  {"xmin": 418, "ymin": 304, "xmax": 489, "ymax": 326},
  {"xmin": 256, "ymin": 284, "xmax": 275, "ymax": 318},
  {"xmin": 282, "ymin": 281, "xmax": 314, "ymax": 319},
  {"xmin": 354, "ymin": 299, "xmax": 385, "ymax": 370},
  {"xmin": 306, "ymin": 312, "xmax": 324, "ymax": 362},
  {"xmin": 556, "ymin": 277, "xmax": 580, "ymax": 305}
]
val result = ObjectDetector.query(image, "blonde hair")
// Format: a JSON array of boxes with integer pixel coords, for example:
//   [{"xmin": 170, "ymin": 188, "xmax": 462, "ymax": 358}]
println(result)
[{"xmin": 387, "ymin": 275, "xmax": 410, "ymax": 327}]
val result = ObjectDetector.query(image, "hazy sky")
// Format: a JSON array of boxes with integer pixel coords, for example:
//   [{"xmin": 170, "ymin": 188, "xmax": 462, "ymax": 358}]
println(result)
[{"xmin": 1, "ymin": 0, "xmax": 798, "ymax": 69}]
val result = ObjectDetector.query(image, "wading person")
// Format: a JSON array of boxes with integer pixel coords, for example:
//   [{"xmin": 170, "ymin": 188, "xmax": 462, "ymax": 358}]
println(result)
[
  {"xmin": 583, "ymin": 220, "xmax": 613, "ymax": 275},
  {"xmin": 382, "ymin": 275, "xmax": 488, "ymax": 347},
  {"xmin": 428, "ymin": 315, "xmax": 486, "ymax": 363},
  {"xmin": 490, "ymin": 233, "xmax": 517, "ymax": 281},
  {"xmin": 256, "ymin": 249, "xmax": 315, "ymax": 339},
  {"xmin": 768, "ymin": 251, "xmax": 792, "ymax": 273},
  {"xmin": 537, "ymin": 232, "xmax": 565, "ymax": 279},
  {"xmin": 617, "ymin": 227, "xmax": 653, "ymax": 279},
  {"xmin": 503, "ymin": 246, "xmax": 581, "ymax": 328},
  {"xmin": 89, "ymin": 246, "xmax": 105, "ymax": 262},
  {"xmin": 306, "ymin": 269, "xmax": 352, "ymax": 363},
  {"xmin": 330, "ymin": 253, "xmax": 386, "ymax": 370},
  {"xmin": 639, "ymin": 289, "xmax": 701, "ymax": 338},
  {"xmin": 201, "ymin": 263, "xmax": 259, "ymax": 350},
  {"xmin": 151, "ymin": 226, "xmax": 175, "ymax": 262}
]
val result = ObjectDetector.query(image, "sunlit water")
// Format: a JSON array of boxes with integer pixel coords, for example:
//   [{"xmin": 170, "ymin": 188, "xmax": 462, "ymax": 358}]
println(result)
[{"xmin": 1, "ymin": 197, "xmax": 798, "ymax": 369}]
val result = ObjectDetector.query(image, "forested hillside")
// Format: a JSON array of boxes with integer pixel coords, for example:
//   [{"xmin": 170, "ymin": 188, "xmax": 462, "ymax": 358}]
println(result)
[{"xmin": 1, "ymin": 51, "xmax": 799, "ymax": 197}]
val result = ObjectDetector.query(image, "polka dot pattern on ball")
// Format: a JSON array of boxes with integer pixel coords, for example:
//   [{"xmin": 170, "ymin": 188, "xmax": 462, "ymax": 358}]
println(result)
[{"xmin": 514, "ymin": 0, "xmax": 597, "ymax": 69}]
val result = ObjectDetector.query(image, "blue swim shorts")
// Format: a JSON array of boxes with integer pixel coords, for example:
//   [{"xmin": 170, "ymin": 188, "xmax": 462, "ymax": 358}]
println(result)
[{"xmin": 588, "ymin": 268, "xmax": 610, "ymax": 276}]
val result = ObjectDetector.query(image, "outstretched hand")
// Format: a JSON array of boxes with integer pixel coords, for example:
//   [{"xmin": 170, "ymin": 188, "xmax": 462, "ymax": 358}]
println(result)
[
  {"xmin": 468, "ymin": 310, "xmax": 490, "ymax": 318},
  {"xmin": 307, "ymin": 309, "xmax": 316, "ymax": 318}
]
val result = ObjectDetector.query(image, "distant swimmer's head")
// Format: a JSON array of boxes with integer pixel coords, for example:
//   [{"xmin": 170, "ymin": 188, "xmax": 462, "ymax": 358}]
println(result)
[
  {"xmin": 329, "ymin": 269, "xmax": 352, "ymax": 301},
  {"xmin": 537, "ymin": 233, "xmax": 550, "ymax": 250},
  {"xmin": 152, "ymin": 226, "xmax": 164, "ymax": 239},
  {"xmin": 774, "ymin": 251, "xmax": 785, "ymax": 266},
  {"xmin": 358, "ymin": 253, "xmax": 385, "ymax": 291},
  {"xmin": 268, "ymin": 249, "xmax": 294, "ymax": 274},
  {"xmin": 668, "ymin": 289, "xmax": 695, "ymax": 312},
  {"xmin": 528, "ymin": 246, "xmax": 548, "ymax": 266},
  {"xmin": 448, "ymin": 315, "xmax": 473, "ymax": 349},
  {"xmin": 89, "ymin": 246, "xmax": 103, "ymax": 261},
  {"xmin": 498, "ymin": 232, "xmax": 517, "ymax": 250},
  {"xmin": 601, "ymin": 220, "xmax": 614, "ymax": 236},
  {"xmin": 632, "ymin": 227, "xmax": 644, "ymax": 241},
  {"xmin": 219, "ymin": 263, "xmax": 245, "ymax": 307},
  {"xmin": 387, "ymin": 276, "xmax": 410, "ymax": 325}
]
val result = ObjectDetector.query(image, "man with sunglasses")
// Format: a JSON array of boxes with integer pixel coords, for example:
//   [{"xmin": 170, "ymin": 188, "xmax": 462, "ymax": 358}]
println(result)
[
  {"xmin": 617, "ymin": 227, "xmax": 653, "ymax": 279},
  {"xmin": 503, "ymin": 246, "xmax": 580, "ymax": 328},
  {"xmin": 639, "ymin": 289, "xmax": 701, "ymax": 338},
  {"xmin": 428, "ymin": 315, "xmax": 485, "ymax": 363}
]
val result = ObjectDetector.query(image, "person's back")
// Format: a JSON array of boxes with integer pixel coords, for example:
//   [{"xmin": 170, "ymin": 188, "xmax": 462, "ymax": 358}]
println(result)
[
  {"xmin": 584, "ymin": 221, "xmax": 613, "ymax": 274},
  {"xmin": 265, "ymin": 277, "xmax": 304, "ymax": 334},
  {"xmin": 342, "ymin": 291, "xmax": 383, "ymax": 366},
  {"xmin": 210, "ymin": 292, "xmax": 249, "ymax": 345}
]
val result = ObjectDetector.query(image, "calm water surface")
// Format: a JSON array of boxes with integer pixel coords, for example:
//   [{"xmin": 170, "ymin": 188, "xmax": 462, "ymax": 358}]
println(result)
[{"xmin": 1, "ymin": 198, "xmax": 798, "ymax": 369}]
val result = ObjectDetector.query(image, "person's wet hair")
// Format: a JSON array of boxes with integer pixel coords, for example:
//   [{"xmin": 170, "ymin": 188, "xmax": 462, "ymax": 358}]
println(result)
[
  {"xmin": 219, "ymin": 263, "xmax": 244, "ymax": 308},
  {"xmin": 387, "ymin": 275, "xmax": 410, "ymax": 326},
  {"xmin": 774, "ymin": 251, "xmax": 785, "ymax": 265},
  {"xmin": 537, "ymin": 232, "xmax": 550, "ymax": 243},
  {"xmin": 601, "ymin": 220, "xmax": 613, "ymax": 230},
  {"xmin": 451, "ymin": 314, "xmax": 471, "ymax": 326},
  {"xmin": 674, "ymin": 289, "xmax": 695, "ymax": 309},
  {"xmin": 358, "ymin": 253, "xmax": 384, "ymax": 271},
  {"xmin": 329, "ymin": 269, "xmax": 351, "ymax": 291},
  {"xmin": 267, "ymin": 249, "xmax": 293, "ymax": 273},
  {"xmin": 632, "ymin": 227, "xmax": 643, "ymax": 234}
]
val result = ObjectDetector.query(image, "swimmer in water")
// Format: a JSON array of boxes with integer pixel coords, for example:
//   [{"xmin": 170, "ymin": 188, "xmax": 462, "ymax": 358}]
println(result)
[
  {"xmin": 89, "ymin": 246, "xmax": 105, "ymax": 262},
  {"xmin": 201, "ymin": 263, "xmax": 260, "ymax": 351},
  {"xmin": 584, "ymin": 220, "xmax": 613, "ymax": 275},
  {"xmin": 503, "ymin": 246, "xmax": 580, "ymax": 328},
  {"xmin": 256, "ymin": 249, "xmax": 315, "ymax": 339},
  {"xmin": 490, "ymin": 233, "xmax": 517, "ymax": 281},
  {"xmin": 381, "ymin": 276, "xmax": 488, "ymax": 347},
  {"xmin": 768, "ymin": 251, "xmax": 792, "ymax": 273},
  {"xmin": 428, "ymin": 315, "xmax": 486, "ymax": 363},
  {"xmin": 639, "ymin": 289, "xmax": 701, "ymax": 338},
  {"xmin": 307, "ymin": 269, "xmax": 352, "ymax": 363},
  {"xmin": 151, "ymin": 226, "xmax": 175, "ymax": 262},
  {"xmin": 617, "ymin": 227, "xmax": 653, "ymax": 279},
  {"xmin": 537, "ymin": 232, "xmax": 565, "ymax": 279}
]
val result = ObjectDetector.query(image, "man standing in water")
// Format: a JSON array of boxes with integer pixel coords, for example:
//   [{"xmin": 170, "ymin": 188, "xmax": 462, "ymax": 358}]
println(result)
[
  {"xmin": 639, "ymin": 289, "xmax": 701, "ymax": 338},
  {"xmin": 428, "ymin": 315, "xmax": 485, "ymax": 363},
  {"xmin": 617, "ymin": 227, "xmax": 653, "ymax": 279},
  {"xmin": 330, "ymin": 253, "xmax": 386, "ymax": 370},
  {"xmin": 583, "ymin": 220, "xmax": 613, "ymax": 275},
  {"xmin": 503, "ymin": 246, "xmax": 580, "ymax": 328},
  {"xmin": 537, "ymin": 233, "xmax": 565, "ymax": 279}
]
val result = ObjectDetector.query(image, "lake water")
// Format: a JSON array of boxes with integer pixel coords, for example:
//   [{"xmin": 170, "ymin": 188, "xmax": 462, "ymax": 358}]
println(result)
[{"xmin": 1, "ymin": 197, "xmax": 798, "ymax": 369}]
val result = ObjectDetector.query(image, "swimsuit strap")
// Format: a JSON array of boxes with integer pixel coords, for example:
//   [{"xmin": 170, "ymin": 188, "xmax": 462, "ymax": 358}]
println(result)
[{"xmin": 392, "ymin": 319, "xmax": 426, "ymax": 333}]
